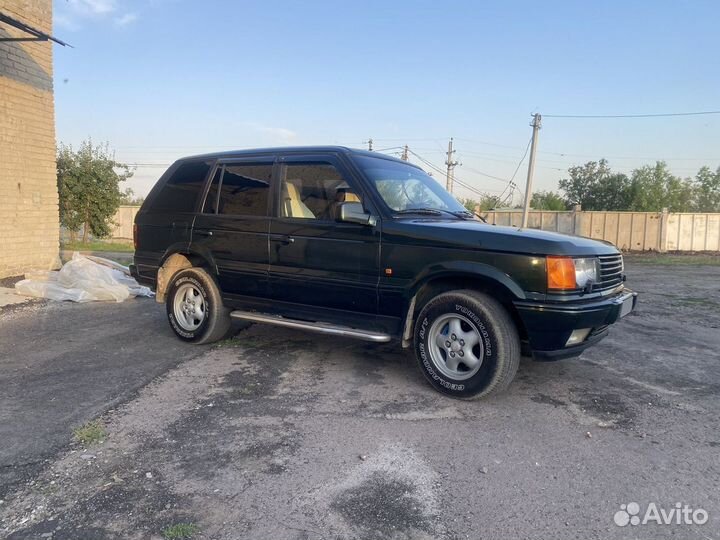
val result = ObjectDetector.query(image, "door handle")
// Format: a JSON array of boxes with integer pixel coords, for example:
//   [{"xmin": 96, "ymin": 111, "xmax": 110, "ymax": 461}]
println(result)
[
  {"xmin": 195, "ymin": 230, "xmax": 213, "ymax": 237},
  {"xmin": 270, "ymin": 234, "xmax": 294, "ymax": 245}
]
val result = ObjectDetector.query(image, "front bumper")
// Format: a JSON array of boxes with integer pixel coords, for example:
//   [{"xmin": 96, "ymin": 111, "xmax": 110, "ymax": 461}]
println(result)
[{"xmin": 514, "ymin": 289, "xmax": 637, "ymax": 360}]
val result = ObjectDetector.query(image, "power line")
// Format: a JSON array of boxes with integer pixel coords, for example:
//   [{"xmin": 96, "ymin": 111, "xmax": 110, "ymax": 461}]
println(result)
[
  {"xmin": 408, "ymin": 150, "xmax": 511, "ymax": 196},
  {"xmin": 459, "ymin": 166, "xmax": 512, "ymax": 183},
  {"xmin": 407, "ymin": 149, "xmax": 454, "ymax": 178},
  {"xmin": 493, "ymin": 134, "xmax": 532, "ymax": 207},
  {"xmin": 544, "ymin": 110, "xmax": 720, "ymax": 119},
  {"xmin": 128, "ymin": 163, "xmax": 171, "ymax": 167},
  {"xmin": 508, "ymin": 136, "xmax": 533, "ymax": 184},
  {"xmin": 406, "ymin": 149, "xmax": 504, "ymax": 198}
]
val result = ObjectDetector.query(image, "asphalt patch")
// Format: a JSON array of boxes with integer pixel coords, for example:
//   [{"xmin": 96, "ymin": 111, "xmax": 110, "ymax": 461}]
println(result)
[
  {"xmin": 531, "ymin": 393, "xmax": 567, "ymax": 407},
  {"xmin": 569, "ymin": 391, "xmax": 635, "ymax": 428},
  {"xmin": 331, "ymin": 471, "xmax": 433, "ymax": 540}
]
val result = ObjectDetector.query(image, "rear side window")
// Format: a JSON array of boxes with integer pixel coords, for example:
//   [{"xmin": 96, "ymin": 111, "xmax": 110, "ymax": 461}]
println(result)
[
  {"xmin": 151, "ymin": 160, "xmax": 212, "ymax": 213},
  {"xmin": 203, "ymin": 163, "xmax": 272, "ymax": 216}
]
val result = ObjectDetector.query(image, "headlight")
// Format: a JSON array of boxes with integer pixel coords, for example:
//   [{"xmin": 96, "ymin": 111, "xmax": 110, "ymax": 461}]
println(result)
[
  {"xmin": 573, "ymin": 257, "xmax": 600, "ymax": 288},
  {"xmin": 546, "ymin": 256, "xmax": 599, "ymax": 290}
]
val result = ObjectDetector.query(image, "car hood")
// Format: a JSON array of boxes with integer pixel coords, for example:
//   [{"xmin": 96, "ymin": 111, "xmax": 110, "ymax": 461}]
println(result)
[{"xmin": 385, "ymin": 218, "xmax": 619, "ymax": 256}]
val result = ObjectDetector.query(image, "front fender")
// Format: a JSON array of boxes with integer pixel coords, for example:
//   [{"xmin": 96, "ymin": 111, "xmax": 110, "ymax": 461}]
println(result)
[
  {"xmin": 410, "ymin": 260, "xmax": 527, "ymax": 300},
  {"xmin": 398, "ymin": 260, "xmax": 528, "ymax": 349}
]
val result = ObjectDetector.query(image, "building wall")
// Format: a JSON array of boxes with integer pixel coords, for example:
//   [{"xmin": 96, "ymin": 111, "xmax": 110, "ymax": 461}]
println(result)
[{"xmin": 0, "ymin": 0, "xmax": 59, "ymax": 278}]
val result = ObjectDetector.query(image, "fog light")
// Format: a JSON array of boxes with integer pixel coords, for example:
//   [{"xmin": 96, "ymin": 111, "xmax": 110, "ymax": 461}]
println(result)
[{"xmin": 566, "ymin": 328, "xmax": 591, "ymax": 346}]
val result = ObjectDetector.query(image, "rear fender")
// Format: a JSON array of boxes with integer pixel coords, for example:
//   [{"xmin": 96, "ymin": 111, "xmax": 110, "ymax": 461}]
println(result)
[{"xmin": 156, "ymin": 247, "xmax": 216, "ymax": 303}]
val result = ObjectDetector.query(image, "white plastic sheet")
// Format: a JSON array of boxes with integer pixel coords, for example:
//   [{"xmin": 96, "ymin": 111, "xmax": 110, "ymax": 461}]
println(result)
[{"xmin": 15, "ymin": 252, "xmax": 153, "ymax": 303}]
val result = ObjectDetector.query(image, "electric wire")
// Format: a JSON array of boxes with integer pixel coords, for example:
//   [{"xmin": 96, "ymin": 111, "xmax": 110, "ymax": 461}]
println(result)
[{"xmin": 543, "ymin": 110, "xmax": 720, "ymax": 119}]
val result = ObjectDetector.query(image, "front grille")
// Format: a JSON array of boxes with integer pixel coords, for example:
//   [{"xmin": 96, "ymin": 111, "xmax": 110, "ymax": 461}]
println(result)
[{"xmin": 593, "ymin": 254, "xmax": 624, "ymax": 292}]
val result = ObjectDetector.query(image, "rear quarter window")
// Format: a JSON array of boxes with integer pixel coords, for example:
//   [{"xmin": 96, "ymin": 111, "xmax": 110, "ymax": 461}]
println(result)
[{"xmin": 149, "ymin": 160, "xmax": 213, "ymax": 213}]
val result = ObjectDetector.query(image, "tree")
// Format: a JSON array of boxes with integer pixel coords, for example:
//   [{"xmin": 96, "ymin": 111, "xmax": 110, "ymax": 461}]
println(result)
[
  {"xmin": 120, "ymin": 187, "xmax": 145, "ymax": 206},
  {"xmin": 628, "ymin": 161, "xmax": 693, "ymax": 212},
  {"xmin": 57, "ymin": 140, "xmax": 133, "ymax": 242},
  {"xmin": 558, "ymin": 160, "xmax": 633, "ymax": 210},
  {"xmin": 460, "ymin": 195, "xmax": 505, "ymax": 212},
  {"xmin": 693, "ymin": 166, "xmax": 720, "ymax": 212},
  {"xmin": 530, "ymin": 190, "xmax": 567, "ymax": 210}
]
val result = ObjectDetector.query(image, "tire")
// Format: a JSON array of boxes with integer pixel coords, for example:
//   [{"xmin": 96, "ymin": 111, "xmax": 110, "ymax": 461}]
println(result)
[
  {"xmin": 414, "ymin": 289, "xmax": 520, "ymax": 399},
  {"xmin": 165, "ymin": 267, "xmax": 232, "ymax": 345}
]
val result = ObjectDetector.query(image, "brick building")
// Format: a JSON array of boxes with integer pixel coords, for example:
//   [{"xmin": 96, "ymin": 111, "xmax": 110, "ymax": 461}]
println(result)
[{"xmin": 0, "ymin": 1, "xmax": 61, "ymax": 278}]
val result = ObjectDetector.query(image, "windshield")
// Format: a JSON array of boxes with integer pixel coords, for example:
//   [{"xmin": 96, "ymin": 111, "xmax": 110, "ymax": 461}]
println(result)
[{"xmin": 355, "ymin": 156, "xmax": 468, "ymax": 214}]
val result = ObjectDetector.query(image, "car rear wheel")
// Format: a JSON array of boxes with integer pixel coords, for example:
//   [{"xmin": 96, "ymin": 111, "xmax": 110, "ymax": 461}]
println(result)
[
  {"xmin": 414, "ymin": 289, "xmax": 520, "ymax": 399},
  {"xmin": 166, "ymin": 267, "xmax": 232, "ymax": 344}
]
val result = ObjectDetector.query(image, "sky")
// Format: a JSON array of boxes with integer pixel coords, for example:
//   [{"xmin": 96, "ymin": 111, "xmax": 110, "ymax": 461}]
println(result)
[{"xmin": 52, "ymin": 0, "xmax": 720, "ymax": 202}]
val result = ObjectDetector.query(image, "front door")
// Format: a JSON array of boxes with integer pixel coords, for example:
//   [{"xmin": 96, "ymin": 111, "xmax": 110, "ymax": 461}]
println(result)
[
  {"xmin": 191, "ymin": 158, "xmax": 274, "ymax": 298},
  {"xmin": 268, "ymin": 154, "xmax": 380, "ymax": 315}
]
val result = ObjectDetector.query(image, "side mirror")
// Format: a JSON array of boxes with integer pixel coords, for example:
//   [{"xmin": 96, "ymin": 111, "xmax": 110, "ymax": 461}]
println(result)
[{"xmin": 338, "ymin": 202, "xmax": 376, "ymax": 226}]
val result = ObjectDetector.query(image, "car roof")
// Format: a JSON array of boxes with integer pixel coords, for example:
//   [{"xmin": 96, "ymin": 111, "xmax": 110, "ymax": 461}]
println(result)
[{"xmin": 180, "ymin": 146, "xmax": 417, "ymax": 167}]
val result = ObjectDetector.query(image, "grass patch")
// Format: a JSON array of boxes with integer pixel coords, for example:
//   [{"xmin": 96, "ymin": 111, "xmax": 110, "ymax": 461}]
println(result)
[
  {"xmin": 61, "ymin": 240, "xmax": 134, "ymax": 253},
  {"xmin": 72, "ymin": 420, "xmax": 106, "ymax": 446},
  {"xmin": 625, "ymin": 254, "xmax": 720, "ymax": 266},
  {"xmin": 215, "ymin": 335, "xmax": 246, "ymax": 348},
  {"xmin": 162, "ymin": 523, "xmax": 199, "ymax": 539},
  {"xmin": 215, "ymin": 327, "xmax": 255, "ymax": 348},
  {"xmin": 678, "ymin": 297, "xmax": 720, "ymax": 308}
]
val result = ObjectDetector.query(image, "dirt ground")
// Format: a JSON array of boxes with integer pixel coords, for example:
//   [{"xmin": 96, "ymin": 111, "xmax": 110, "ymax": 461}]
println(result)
[{"xmin": 1, "ymin": 261, "xmax": 719, "ymax": 539}]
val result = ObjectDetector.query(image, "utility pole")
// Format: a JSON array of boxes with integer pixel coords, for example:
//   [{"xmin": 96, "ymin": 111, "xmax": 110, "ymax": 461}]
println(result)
[
  {"xmin": 401, "ymin": 145, "xmax": 409, "ymax": 161},
  {"xmin": 445, "ymin": 138, "xmax": 458, "ymax": 193},
  {"xmin": 521, "ymin": 114, "xmax": 542, "ymax": 228},
  {"xmin": 367, "ymin": 138, "xmax": 373, "ymax": 151}
]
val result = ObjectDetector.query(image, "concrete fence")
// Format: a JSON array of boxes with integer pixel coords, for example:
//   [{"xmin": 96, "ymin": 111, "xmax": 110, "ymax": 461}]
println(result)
[
  {"xmin": 110, "ymin": 205, "xmax": 141, "ymax": 241},
  {"xmin": 480, "ymin": 209, "xmax": 720, "ymax": 252},
  {"xmin": 107, "ymin": 205, "xmax": 720, "ymax": 252}
]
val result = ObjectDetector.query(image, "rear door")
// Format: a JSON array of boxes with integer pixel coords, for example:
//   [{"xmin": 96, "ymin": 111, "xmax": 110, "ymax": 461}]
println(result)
[
  {"xmin": 268, "ymin": 154, "xmax": 380, "ymax": 315},
  {"xmin": 191, "ymin": 158, "xmax": 275, "ymax": 298}
]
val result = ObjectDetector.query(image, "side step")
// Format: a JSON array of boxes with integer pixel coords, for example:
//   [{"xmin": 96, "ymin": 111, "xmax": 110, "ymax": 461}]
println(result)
[{"xmin": 230, "ymin": 310, "xmax": 392, "ymax": 343}]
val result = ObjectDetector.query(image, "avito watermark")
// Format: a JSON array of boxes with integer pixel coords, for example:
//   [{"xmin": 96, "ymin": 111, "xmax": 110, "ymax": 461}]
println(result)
[{"xmin": 614, "ymin": 502, "xmax": 708, "ymax": 527}]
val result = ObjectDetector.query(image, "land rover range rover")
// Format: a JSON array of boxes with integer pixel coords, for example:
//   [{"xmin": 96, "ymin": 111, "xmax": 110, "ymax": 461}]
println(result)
[{"xmin": 131, "ymin": 146, "xmax": 637, "ymax": 399}]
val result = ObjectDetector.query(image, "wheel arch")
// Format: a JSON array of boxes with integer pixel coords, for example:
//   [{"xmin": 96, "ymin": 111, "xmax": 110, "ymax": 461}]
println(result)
[
  {"xmin": 155, "ymin": 248, "xmax": 216, "ymax": 303},
  {"xmin": 401, "ymin": 265, "xmax": 529, "ymax": 348}
]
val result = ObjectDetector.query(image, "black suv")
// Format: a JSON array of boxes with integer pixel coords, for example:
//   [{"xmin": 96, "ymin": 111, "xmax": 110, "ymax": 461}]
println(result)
[{"xmin": 131, "ymin": 146, "xmax": 636, "ymax": 399}]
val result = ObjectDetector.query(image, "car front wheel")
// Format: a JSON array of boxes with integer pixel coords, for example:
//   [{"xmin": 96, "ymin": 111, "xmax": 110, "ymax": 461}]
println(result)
[
  {"xmin": 166, "ymin": 267, "xmax": 232, "ymax": 344},
  {"xmin": 414, "ymin": 290, "xmax": 520, "ymax": 399}
]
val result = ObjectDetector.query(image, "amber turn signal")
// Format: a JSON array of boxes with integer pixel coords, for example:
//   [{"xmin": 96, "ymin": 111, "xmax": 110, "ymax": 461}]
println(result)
[{"xmin": 546, "ymin": 256, "xmax": 576, "ymax": 290}]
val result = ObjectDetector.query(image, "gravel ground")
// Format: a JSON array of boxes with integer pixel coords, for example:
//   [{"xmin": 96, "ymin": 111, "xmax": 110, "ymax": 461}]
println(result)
[{"xmin": 0, "ymin": 261, "xmax": 718, "ymax": 539}]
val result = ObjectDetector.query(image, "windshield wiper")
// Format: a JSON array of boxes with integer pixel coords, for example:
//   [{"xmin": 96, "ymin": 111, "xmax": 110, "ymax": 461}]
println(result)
[
  {"xmin": 455, "ymin": 210, "xmax": 488, "ymax": 223},
  {"xmin": 449, "ymin": 210, "xmax": 475, "ymax": 220},
  {"xmin": 394, "ymin": 207, "xmax": 489, "ymax": 223},
  {"xmin": 394, "ymin": 208, "xmax": 464, "ymax": 218}
]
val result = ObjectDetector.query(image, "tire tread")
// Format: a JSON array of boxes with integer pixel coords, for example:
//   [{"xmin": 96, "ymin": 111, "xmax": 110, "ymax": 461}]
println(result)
[
  {"xmin": 166, "ymin": 267, "xmax": 232, "ymax": 345},
  {"xmin": 415, "ymin": 289, "xmax": 520, "ymax": 399}
]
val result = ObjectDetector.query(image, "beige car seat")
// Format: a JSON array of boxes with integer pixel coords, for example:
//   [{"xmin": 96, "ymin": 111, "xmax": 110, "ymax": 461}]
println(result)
[{"xmin": 283, "ymin": 182, "xmax": 315, "ymax": 218}]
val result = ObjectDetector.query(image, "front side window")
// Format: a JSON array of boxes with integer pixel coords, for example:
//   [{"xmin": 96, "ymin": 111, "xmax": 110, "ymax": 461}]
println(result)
[
  {"xmin": 355, "ymin": 156, "xmax": 466, "ymax": 213},
  {"xmin": 153, "ymin": 160, "xmax": 212, "ymax": 212},
  {"xmin": 203, "ymin": 163, "xmax": 272, "ymax": 216},
  {"xmin": 280, "ymin": 162, "xmax": 363, "ymax": 220}
]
